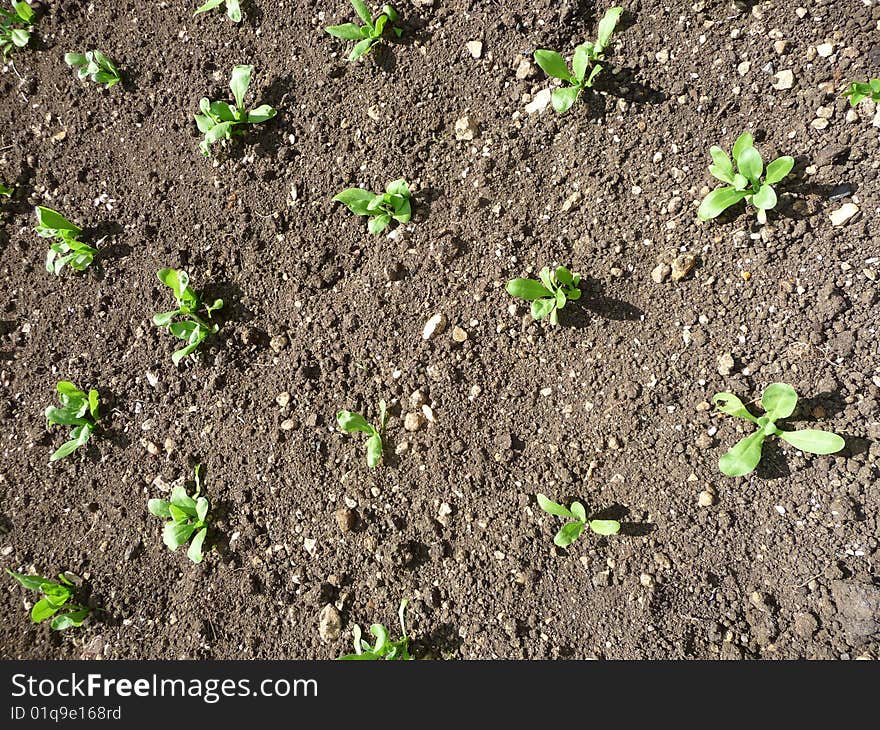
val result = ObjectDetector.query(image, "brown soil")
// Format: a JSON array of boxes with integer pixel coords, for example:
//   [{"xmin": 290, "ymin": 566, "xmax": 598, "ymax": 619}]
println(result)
[{"xmin": 1, "ymin": 0, "xmax": 878, "ymax": 660}]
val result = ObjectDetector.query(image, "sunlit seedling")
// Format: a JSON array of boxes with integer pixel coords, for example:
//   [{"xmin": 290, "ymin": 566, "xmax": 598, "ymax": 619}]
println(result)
[
  {"xmin": 339, "ymin": 599, "xmax": 412, "ymax": 660},
  {"xmin": 153, "ymin": 269, "xmax": 223, "ymax": 366},
  {"xmin": 537, "ymin": 494, "xmax": 620, "ymax": 547},
  {"xmin": 64, "ymin": 50, "xmax": 121, "ymax": 88},
  {"xmin": 713, "ymin": 383, "xmax": 845, "ymax": 477},
  {"xmin": 6, "ymin": 569, "xmax": 91, "ymax": 630},
  {"xmin": 506, "ymin": 266, "xmax": 581, "ymax": 325},
  {"xmin": 148, "ymin": 464, "xmax": 211, "ymax": 564},
  {"xmin": 337, "ymin": 400, "xmax": 387, "ymax": 468},
  {"xmin": 325, "ymin": 0, "xmax": 402, "ymax": 62},
  {"xmin": 194, "ymin": 0, "xmax": 241, "ymax": 22},
  {"xmin": 0, "ymin": 1, "xmax": 33, "ymax": 59},
  {"xmin": 843, "ymin": 79, "xmax": 880, "ymax": 106},
  {"xmin": 333, "ymin": 179, "xmax": 411, "ymax": 235},
  {"xmin": 35, "ymin": 206, "xmax": 98, "ymax": 275},
  {"xmin": 45, "ymin": 381, "xmax": 100, "ymax": 461}
]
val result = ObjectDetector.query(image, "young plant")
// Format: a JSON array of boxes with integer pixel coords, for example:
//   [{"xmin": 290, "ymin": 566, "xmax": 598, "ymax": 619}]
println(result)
[
  {"xmin": 697, "ymin": 132, "xmax": 794, "ymax": 224},
  {"xmin": 325, "ymin": 0, "xmax": 402, "ymax": 62},
  {"xmin": 842, "ymin": 79, "xmax": 880, "ymax": 106},
  {"xmin": 64, "ymin": 50, "xmax": 121, "ymax": 89},
  {"xmin": 339, "ymin": 599, "xmax": 412, "ymax": 660},
  {"xmin": 333, "ymin": 179, "xmax": 411, "ymax": 235},
  {"xmin": 336, "ymin": 400, "xmax": 387, "ymax": 468},
  {"xmin": 506, "ymin": 266, "xmax": 582, "ymax": 325},
  {"xmin": 194, "ymin": 0, "xmax": 241, "ymax": 23},
  {"xmin": 713, "ymin": 383, "xmax": 845, "ymax": 477},
  {"xmin": 6, "ymin": 570, "xmax": 91, "ymax": 630},
  {"xmin": 537, "ymin": 494, "xmax": 620, "ymax": 547},
  {"xmin": 35, "ymin": 206, "xmax": 98, "ymax": 275},
  {"xmin": 0, "ymin": 1, "xmax": 33, "ymax": 59},
  {"xmin": 534, "ymin": 6, "xmax": 622, "ymax": 113},
  {"xmin": 0, "ymin": 182, "xmax": 11, "ymax": 197},
  {"xmin": 148, "ymin": 464, "xmax": 210, "ymax": 564},
  {"xmin": 45, "ymin": 381, "xmax": 100, "ymax": 462},
  {"xmin": 195, "ymin": 65, "xmax": 277, "ymax": 156},
  {"xmin": 153, "ymin": 269, "xmax": 223, "ymax": 366}
]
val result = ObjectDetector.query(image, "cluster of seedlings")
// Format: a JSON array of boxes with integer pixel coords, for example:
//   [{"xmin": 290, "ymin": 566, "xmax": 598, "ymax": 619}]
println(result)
[{"xmin": 3, "ymin": 2, "xmax": 865, "ymax": 657}]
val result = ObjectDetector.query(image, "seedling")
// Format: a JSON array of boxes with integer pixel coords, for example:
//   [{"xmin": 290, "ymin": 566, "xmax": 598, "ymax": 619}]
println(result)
[
  {"xmin": 194, "ymin": 0, "xmax": 241, "ymax": 22},
  {"xmin": 537, "ymin": 494, "xmax": 620, "ymax": 547},
  {"xmin": 6, "ymin": 570, "xmax": 91, "ymax": 630},
  {"xmin": 0, "ymin": 182, "xmax": 11, "ymax": 198},
  {"xmin": 534, "ymin": 6, "xmax": 622, "ymax": 113},
  {"xmin": 0, "ymin": 1, "xmax": 33, "ymax": 59},
  {"xmin": 64, "ymin": 50, "xmax": 121, "ymax": 89},
  {"xmin": 843, "ymin": 79, "xmax": 880, "ymax": 106},
  {"xmin": 153, "ymin": 269, "xmax": 223, "ymax": 366},
  {"xmin": 45, "ymin": 381, "xmax": 100, "ymax": 461},
  {"xmin": 713, "ymin": 383, "xmax": 845, "ymax": 477},
  {"xmin": 339, "ymin": 599, "xmax": 412, "ymax": 660},
  {"xmin": 333, "ymin": 179, "xmax": 411, "ymax": 235},
  {"xmin": 325, "ymin": 0, "xmax": 402, "ymax": 62},
  {"xmin": 195, "ymin": 65, "xmax": 277, "ymax": 156},
  {"xmin": 506, "ymin": 266, "xmax": 582, "ymax": 325},
  {"xmin": 148, "ymin": 464, "xmax": 211, "ymax": 564},
  {"xmin": 697, "ymin": 132, "xmax": 794, "ymax": 224},
  {"xmin": 336, "ymin": 400, "xmax": 387, "ymax": 468},
  {"xmin": 35, "ymin": 206, "xmax": 98, "ymax": 275}
]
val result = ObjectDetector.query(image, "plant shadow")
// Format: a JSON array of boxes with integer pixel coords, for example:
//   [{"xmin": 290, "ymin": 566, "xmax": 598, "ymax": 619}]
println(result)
[
  {"xmin": 564, "ymin": 280, "xmax": 643, "ymax": 326},
  {"xmin": 591, "ymin": 503, "xmax": 655, "ymax": 537}
]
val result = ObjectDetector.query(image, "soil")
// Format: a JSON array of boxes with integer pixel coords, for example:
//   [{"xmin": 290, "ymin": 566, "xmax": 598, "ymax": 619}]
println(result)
[{"xmin": 1, "ymin": 0, "xmax": 879, "ymax": 661}]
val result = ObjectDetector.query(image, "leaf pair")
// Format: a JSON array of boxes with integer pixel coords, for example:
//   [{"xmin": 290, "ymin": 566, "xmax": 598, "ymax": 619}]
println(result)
[
  {"xmin": 713, "ymin": 383, "xmax": 845, "ymax": 477},
  {"xmin": 64, "ymin": 50, "xmax": 121, "ymax": 89},
  {"xmin": 698, "ymin": 132, "xmax": 794, "ymax": 223},
  {"xmin": 842, "ymin": 79, "xmax": 880, "ymax": 106},
  {"xmin": 148, "ymin": 465, "xmax": 210, "ymax": 563},
  {"xmin": 537, "ymin": 494, "xmax": 620, "ymax": 547},
  {"xmin": 35, "ymin": 206, "xmax": 98, "ymax": 275},
  {"xmin": 0, "ymin": 1, "xmax": 34, "ymax": 59},
  {"xmin": 194, "ymin": 0, "xmax": 241, "ymax": 23},
  {"xmin": 325, "ymin": 0, "xmax": 403, "ymax": 62},
  {"xmin": 195, "ymin": 65, "xmax": 277, "ymax": 156},
  {"xmin": 333, "ymin": 178, "xmax": 411, "ymax": 235},
  {"xmin": 337, "ymin": 400, "xmax": 387, "ymax": 468},
  {"xmin": 505, "ymin": 265, "xmax": 582, "ymax": 325},
  {"xmin": 153, "ymin": 269, "xmax": 223, "ymax": 366},
  {"xmin": 339, "ymin": 599, "xmax": 412, "ymax": 660},
  {"xmin": 7, "ymin": 569, "xmax": 91, "ymax": 630},
  {"xmin": 45, "ymin": 381, "xmax": 100, "ymax": 461},
  {"xmin": 533, "ymin": 6, "xmax": 622, "ymax": 113}
]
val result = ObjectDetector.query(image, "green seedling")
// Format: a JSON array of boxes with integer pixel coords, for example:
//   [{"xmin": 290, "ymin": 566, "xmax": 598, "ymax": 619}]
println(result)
[
  {"xmin": 843, "ymin": 79, "xmax": 880, "ymax": 106},
  {"xmin": 6, "ymin": 570, "xmax": 91, "ymax": 630},
  {"xmin": 537, "ymin": 494, "xmax": 620, "ymax": 547},
  {"xmin": 35, "ymin": 206, "xmax": 98, "ymax": 275},
  {"xmin": 148, "ymin": 464, "xmax": 210, "ymax": 564},
  {"xmin": 195, "ymin": 65, "xmax": 277, "ymax": 156},
  {"xmin": 333, "ymin": 178, "xmax": 411, "ymax": 235},
  {"xmin": 64, "ymin": 50, "xmax": 121, "ymax": 89},
  {"xmin": 337, "ymin": 400, "xmax": 387, "ymax": 468},
  {"xmin": 713, "ymin": 383, "xmax": 845, "ymax": 477},
  {"xmin": 45, "ymin": 381, "xmax": 100, "ymax": 462},
  {"xmin": 194, "ymin": 0, "xmax": 241, "ymax": 22},
  {"xmin": 506, "ymin": 265, "xmax": 582, "ymax": 325},
  {"xmin": 339, "ymin": 599, "xmax": 412, "ymax": 660},
  {"xmin": 0, "ymin": 1, "xmax": 33, "ymax": 59},
  {"xmin": 534, "ymin": 6, "xmax": 622, "ymax": 113},
  {"xmin": 0, "ymin": 183, "xmax": 11, "ymax": 197},
  {"xmin": 325, "ymin": 0, "xmax": 402, "ymax": 62},
  {"xmin": 698, "ymin": 132, "xmax": 794, "ymax": 224},
  {"xmin": 153, "ymin": 269, "xmax": 223, "ymax": 366}
]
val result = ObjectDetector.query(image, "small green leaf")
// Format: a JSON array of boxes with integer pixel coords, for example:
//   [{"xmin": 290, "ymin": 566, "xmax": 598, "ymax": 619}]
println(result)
[
  {"xmin": 778, "ymin": 429, "xmax": 844, "ymax": 455},
  {"xmin": 551, "ymin": 85, "xmax": 580, "ymax": 114},
  {"xmin": 531, "ymin": 298, "xmax": 556, "ymax": 321},
  {"xmin": 187, "ymin": 527, "xmax": 207, "ymax": 563},
  {"xmin": 334, "ymin": 188, "xmax": 375, "ymax": 216},
  {"xmin": 713, "ymin": 392, "xmax": 759, "ymax": 424},
  {"xmin": 365, "ymin": 432, "xmax": 383, "ymax": 468},
  {"xmin": 350, "ymin": 0, "xmax": 373, "ymax": 27},
  {"xmin": 554, "ymin": 521, "xmax": 585, "ymax": 548},
  {"xmin": 148, "ymin": 499, "xmax": 172, "ymax": 518},
  {"xmin": 349, "ymin": 37, "xmax": 374, "ymax": 61},
  {"xmin": 761, "ymin": 383, "xmax": 798, "ymax": 420},
  {"xmin": 194, "ymin": 0, "xmax": 225, "ymax": 15},
  {"xmin": 230, "ymin": 65, "xmax": 253, "ymax": 110},
  {"xmin": 534, "ymin": 50, "xmax": 572, "ymax": 82},
  {"xmin": 35, "ymin": 206, "xmax": 80, "ymax": 235},
  {"xmin": 506, "ymin": 278, "xmax": 552, "ymax": 301},
  {"xmin": 719, "ymin": 430, "xmax": 766, "ymax": 477},
  {"xmin": 572, "ymin": 45, "xmax": 590, "ymax": 83},
  {"xmin": 536, "ymin": 493, "xmax": 574, "ymax": 519},
  {"xmin": 51, "ymin": 608, "xmax": 89, "ymax": 630},
  {"xmin": 195, "ymin": 496, "xmax": 209, "ymax": 523},
  {"xmin": 732, "ymin": 132, "xmax": 754, "ymax": 161},
  {"xmin": 764, "ymin": 156, "xmax": 794, "ymax": 185},
  {"xmin": 752, "ymin": 184, "xmax": 777, "ymax": 210},
  {"xmin": 326, "ymin": 23, "xmax": 364, "ymax": 40},
  {"xmin": 589, "ymin": 519, "xmax": 621, "ymax": 536},
  {"xmin": 595, "ymin": 6, "xmax": 623, "ymax": 54},
  {"xmin": 31, "ymin": 598, "xmax": 60, "ymax": 624},
  {"xmin": 50, "ymin": 439, "xmax": 84, "ymax": 461},
  {"xmin": 337, "ymin": 410, "xmax": 373, "ymax": 434},
  {"xmin": 367, "ymin": 214, "xmax": 391, "ymax": 235},
  {"xmin": 737, "ymin": 146, "xmax": 763, "ymax": 182},
  {"xmin": 163, "ymin": 521, "xmax": 196, "ymax": 551},
  {"xmin": 697, "ymin": 186, "xmax": 748, "ymax": 220},
  {"xmin": 569, "ymin": 501, "xmax": 587, "ymax": 522},
  {"xmin": 7, "ymin": 570, "xmax": 50, "ymax": 592},
  {"xmin": 247, "ymin": 105, "xmax": 276, "ymax": 123}
]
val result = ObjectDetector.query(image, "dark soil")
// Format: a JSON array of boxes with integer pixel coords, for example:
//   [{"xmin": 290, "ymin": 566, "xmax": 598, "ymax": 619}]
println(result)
[{"xmin": 1, "ymin": 0, "xmax": 878, "ymax": 660}]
